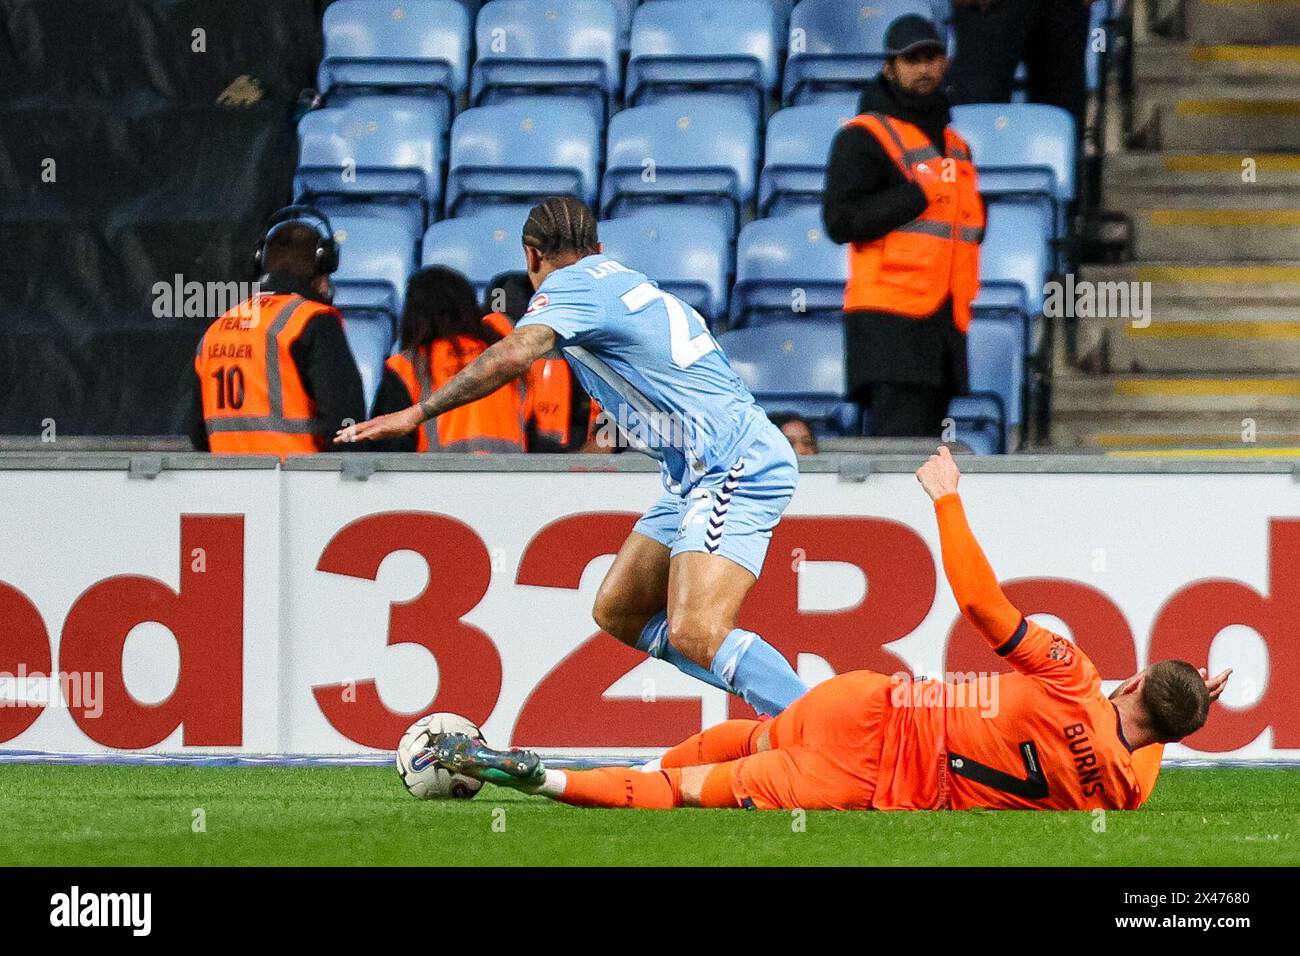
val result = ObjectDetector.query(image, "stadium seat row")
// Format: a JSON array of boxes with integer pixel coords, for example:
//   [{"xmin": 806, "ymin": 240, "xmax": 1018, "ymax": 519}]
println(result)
[
  {"xmin": 294, "ymin": 93, "xmax": 1075, "ymax": 243},
  {"xmin": 319, "ymin": 0, "xmax": 953, "ymax": 124}
]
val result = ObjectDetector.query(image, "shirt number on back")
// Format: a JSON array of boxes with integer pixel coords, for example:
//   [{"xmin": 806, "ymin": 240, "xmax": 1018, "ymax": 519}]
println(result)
[
  {"xmin": 621, "ymin": 283, "xmax": 717, "ymax": 369},
  {"xmin": 947, "ymin": 741, "xmax": 1050, "ymax": 801}
]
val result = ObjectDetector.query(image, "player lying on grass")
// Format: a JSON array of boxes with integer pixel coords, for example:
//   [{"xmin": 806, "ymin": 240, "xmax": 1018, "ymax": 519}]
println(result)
[{"xmin": 430, "ymin": 446, "xmax": 1231, "ymax": 811}]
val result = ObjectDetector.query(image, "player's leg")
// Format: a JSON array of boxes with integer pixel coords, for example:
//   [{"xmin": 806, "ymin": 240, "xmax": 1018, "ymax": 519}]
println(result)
[
  {"xmin": 536, "ymin": 762, "xmax": 741, "ymax": 809},
  {"xmin": 664, "ymin": 551, "xmax": 804, "ymax": 716},
  {"xmin": 600, "ymin": 505, "xmax": 734, "ymax": 693},
  {"xmin": 662, "ymin": 428, "xmax": 808, "ymax": 716},
  {"xmin": 552, "ymin": 747, "xmax": 872, "ymax": 811},
  {"xmin": 432, "ymin": 731, "xmax": 742, "ymax": 809},
  {"xmin": 659, "ymin": 718, "xmax": 766, "ymax": 768},
  {"xmin": 590, "ymin": 529, "xmax": 670, "ymax": 647},
  {"xmin": 660, "ymin": 671, "xmax": 893, "ymax": 768}
]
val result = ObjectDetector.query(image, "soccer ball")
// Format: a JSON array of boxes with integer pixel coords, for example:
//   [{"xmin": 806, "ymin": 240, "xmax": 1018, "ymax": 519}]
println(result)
[{"xmin": 395, "ymin": 712, "xmax": 485, "ymax": 800}]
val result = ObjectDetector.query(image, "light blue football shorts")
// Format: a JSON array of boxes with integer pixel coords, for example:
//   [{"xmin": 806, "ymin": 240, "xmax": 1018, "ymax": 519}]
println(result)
[{"xmin": 632, "ymin": 422, "xmax": 799, "ymax": 579}]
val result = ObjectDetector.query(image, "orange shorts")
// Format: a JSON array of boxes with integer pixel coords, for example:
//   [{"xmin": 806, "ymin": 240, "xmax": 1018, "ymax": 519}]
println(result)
[{"xmin": 729, "ymin": 670, "xmax": 891, "ymax": 810}]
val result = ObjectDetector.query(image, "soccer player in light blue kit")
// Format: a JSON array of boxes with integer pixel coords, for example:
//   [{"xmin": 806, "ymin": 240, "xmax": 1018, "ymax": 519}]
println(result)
[{"xmin": 340, "ymin": 197, "xmax": 807, "ymax": 716}]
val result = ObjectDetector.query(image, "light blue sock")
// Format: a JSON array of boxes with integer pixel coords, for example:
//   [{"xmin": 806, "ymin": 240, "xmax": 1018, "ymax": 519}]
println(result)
[
  {"xmin": 709, "ymin": 628, "xmax": 808, "ymax": 717},
  {"xmin": 635, "ymin": 611, "xmax": 732, "ymax": 694}
]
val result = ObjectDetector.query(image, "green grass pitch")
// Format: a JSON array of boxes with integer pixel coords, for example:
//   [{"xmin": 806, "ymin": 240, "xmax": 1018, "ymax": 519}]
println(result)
[{"xmin": 0, "ymin": 765, "xmax": 1297, "ymax": 866}]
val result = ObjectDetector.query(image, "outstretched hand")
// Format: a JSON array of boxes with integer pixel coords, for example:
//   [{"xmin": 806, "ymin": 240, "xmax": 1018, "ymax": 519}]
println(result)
[
  {"xmin": 1200, "ymin": 667, "xmax": 1232, "ymax": 703},
  {"xmin": 916, "ymin": 445, "xmax": 961, "ymax": 501},
  {"xmin": 335, "ymin": 404, "xmax": 425, "ymax": 445}
]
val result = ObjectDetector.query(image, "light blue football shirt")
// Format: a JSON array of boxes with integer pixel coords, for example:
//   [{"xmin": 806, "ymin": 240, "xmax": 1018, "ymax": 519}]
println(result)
[{"xmin": 515, "ymin": 254, "xmax": 771, "ymax": 494}]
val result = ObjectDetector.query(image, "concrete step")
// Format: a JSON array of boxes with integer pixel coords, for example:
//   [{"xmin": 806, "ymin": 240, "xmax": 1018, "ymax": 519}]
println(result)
[
  {"xmin": 1184, "ymin": 0, "xmax": 1300, "ymax": 45},
  {"xmin": 1131, "ymin": 207, "xmax": 1300, "ymax": 260},
  {"xmin": 1050, "ymin": 373, "xmax": 1300, "ymax": 450},
  {"xmin": 1077, "ymin": 261, "xmax": 1300, "ymax": 301},
  {"xmin": 1132, "ymin": 43, "xmax": 1300, "ymax": 148},
  {"xmin": 1101, "ymin": 154, "xmax": 1300, "ymax": 257},
  {"xmin": 1055, "ymin": 372, "xmax": 1300, "ymax": 413},
  {"xmin": 1103, "ymin": 152, "xmax": 1300, "ymax": 208},
  {"xmin": 1067, "ymin": 309, "xmax": 1300, "ymax": 372},
  {"xmin": 1049, "ymin": 413, "xmax": 1300, "ymax": 452}
]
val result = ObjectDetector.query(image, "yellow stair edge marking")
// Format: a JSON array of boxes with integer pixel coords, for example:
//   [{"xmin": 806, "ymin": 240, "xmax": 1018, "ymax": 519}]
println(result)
[
  {"xmin": 1164, "ymin": 154, "xmax": 1300, "ymax": 172},
  {"xmin": 1095, "ymin": 433, "xmax": 1300, "ymax": 447},
  {"xmin": 1176, "ymin": 100, "xmax": 1300, "ymax": 117},
  {"xmin": 1136, "ymin": 265, "xmax": 1300, "ymax": 283},
  {"xmin": 1202, "ymin": 0, "xmax": 1300, "ymax": 7},
  {"xmin": 1107, "ymin": 448, "xmax": 1300, "ymax": 459},
  {"xmin": 1148, "ymin": 209, "xmax": 1300, "ymax": 227},
  {"xmin": 1115, "ymin": 378, "xmax": 1300, "ymax": 396},
  {"xmin": 1126, "ymin": 320, "xmax": 1300, "ymax": 338},
  {"xmin": 1191, "ymin": 45, "xmax": 1300, "ymax": 63}
]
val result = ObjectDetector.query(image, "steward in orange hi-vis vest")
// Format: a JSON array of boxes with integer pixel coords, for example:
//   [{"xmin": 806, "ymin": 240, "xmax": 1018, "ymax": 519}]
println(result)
[
  {"xmin": 190, "ymin": 275, "xmax": 368, "ymax": 455},
  {"xmin": 381, "ymin": 313, "xmax": 526, "ymax": 454},
  {"xmin": 823, "ymin": 40, "xmax": 984, "ymax": 439},
  {"xmin": 842, "ymin": 112, "xmax": 983, "ymax": 332}
]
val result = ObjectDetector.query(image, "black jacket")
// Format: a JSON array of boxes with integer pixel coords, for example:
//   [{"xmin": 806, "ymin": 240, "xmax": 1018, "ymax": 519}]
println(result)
[
  {"xmin": 822, "ymin": 76, "xmax": 955, "ymax": 246},
  {"xmin": 189, "ymin": 272, "xmax": 369, "ymax": 450}
]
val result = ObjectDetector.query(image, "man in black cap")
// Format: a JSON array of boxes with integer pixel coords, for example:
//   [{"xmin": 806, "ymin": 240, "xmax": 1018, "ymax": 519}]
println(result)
[{"xmin": 822, "ymin": 14, "xmax": 985, "ymax": 439}]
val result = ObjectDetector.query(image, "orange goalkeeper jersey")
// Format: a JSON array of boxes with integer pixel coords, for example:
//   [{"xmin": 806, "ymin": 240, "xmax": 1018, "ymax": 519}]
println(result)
[{"xmin": 870, "ymin": 494, "xmax": 1163, "ymax": 812}]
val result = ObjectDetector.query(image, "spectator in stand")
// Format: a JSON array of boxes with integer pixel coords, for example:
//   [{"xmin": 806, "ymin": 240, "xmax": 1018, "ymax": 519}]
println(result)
[
  {"xmin": 822, "ymin": 15, "xmax": 984, "ymax": 438},
  {"xmin": 769, "ymin": 412, "xmax": 819, "ymax": 456},
  {"xmin": 371, "ymin": 266, "xmax": 526, "ymax": 453},
  {"xmin": 190, "ymin": 206, "xmax": 367, "ymax": 454},
  {"xmin": 946, "ymin": 0, "xmax": 1093, "ymax": 133}
]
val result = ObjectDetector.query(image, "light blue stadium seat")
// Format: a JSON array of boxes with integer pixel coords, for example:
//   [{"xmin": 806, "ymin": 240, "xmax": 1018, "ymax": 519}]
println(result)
[
  {"xmin": 421, "ymin": 206, "xmax": 531, "ymax": 301},
  {"xmin": 625, "ymin": 0, "xmax": 781, "ymax": 122},
  {"xmin": 718, "ymin": 320, "xmax": 859, "ymax": 435},
  {"xmin": 975, "ymin": 203, "xmax": 1051, "ymax": 349},
  {"xmin": 329, "ymin": 216, "xmax": 417, "ymax": 412},
  {"xmin": 318, "ymin": 0, "xmax": 470, "ymax": 125},
  {"xmin": 784, "ymin": 0, "xmax": 938, "ymax": 105},
  {"xmin": 759, "ymin": 97, "xmax": 859, "ymax": 215},
  {"xmin": 445, "ymin": 97, "xmax": 600, "ymax": 216},
  {"xmin": 472, "ymin": 0, "xmax": 622, "ymax": 122},
  {"xmin": 951, "ymin": 103, "xmax": 1076, "ymax": 241},
  {"xmin": 948, "ymin": 315, "xmax": 1023, "ymax": 453},
  {"xmin": 602, "ymin": 95, "xmax": 758, "ymax": 238},
  {"xmin": 732, "ymin": 210, "xmax": 847, "ymax": 328},
  {"xmin": 597, "ymin": 209, "xmax": 733, "ymax": 327},
  {"xmin": 294, "ymin": 96, "xmax": 444, "ymax": 238}
]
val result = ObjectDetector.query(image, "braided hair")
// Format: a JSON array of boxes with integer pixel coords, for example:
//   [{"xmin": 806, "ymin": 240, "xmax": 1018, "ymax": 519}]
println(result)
[{"xmin": 522, "ymin": 196, "xmax": 599, "ymax": 260}]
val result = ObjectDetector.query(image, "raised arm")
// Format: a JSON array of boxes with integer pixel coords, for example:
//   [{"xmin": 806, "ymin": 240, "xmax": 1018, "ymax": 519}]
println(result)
[
  {"xmin": 916, "ymin": 447, "xmax": 1022, "ymax": 645},
  {"xmin": 917, "ymin": 447, "xmax": 1098, "ymax": 693},
  {"xmin": 336, "ymin": 324, "xmax": 557, "ymax": 445}
]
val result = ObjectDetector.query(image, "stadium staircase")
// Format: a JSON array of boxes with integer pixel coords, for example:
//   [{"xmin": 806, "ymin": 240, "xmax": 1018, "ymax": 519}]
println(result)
[{"xmin": 1052, "ymin": 0, "xmax": 1300, "ymax": 454}]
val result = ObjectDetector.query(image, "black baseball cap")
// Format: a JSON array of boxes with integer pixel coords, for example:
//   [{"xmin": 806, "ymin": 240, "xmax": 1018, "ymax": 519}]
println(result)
[{"xmin": 883, "ymin": 14, "xmax": 946, "ymax": 58}]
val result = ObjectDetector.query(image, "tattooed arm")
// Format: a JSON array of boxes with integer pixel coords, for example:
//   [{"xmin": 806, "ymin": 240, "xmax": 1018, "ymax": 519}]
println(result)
[{"xmin": 335, "ymin": 324, "xmax": 558, "ymax": 445}]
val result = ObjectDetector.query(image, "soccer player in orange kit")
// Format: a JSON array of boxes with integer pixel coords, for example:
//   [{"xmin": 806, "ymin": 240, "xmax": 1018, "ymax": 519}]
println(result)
[{"xmin": 431, "ymin": 446, "xmax": 1232, "ymax": 811}]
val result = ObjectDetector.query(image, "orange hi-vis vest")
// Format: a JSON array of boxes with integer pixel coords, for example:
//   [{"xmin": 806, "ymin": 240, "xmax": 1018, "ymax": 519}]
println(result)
[
  {"xmin": 485, "ymin": 310, "xmax": 590, "ymax": 450},
  {"xmin": 195, "ymin": 293, "xmax": 335, "ymax": 455},
  {"xmin": 385, "ymin": 318, "xmax": 526, "ymax": 453},
  {"xmin": 844, "ymin": 112, "xmax": 984, "ymax": 332},
  {"xmin": 524, "ymin": 357, "xmax": 576, "ymax": 447}
]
